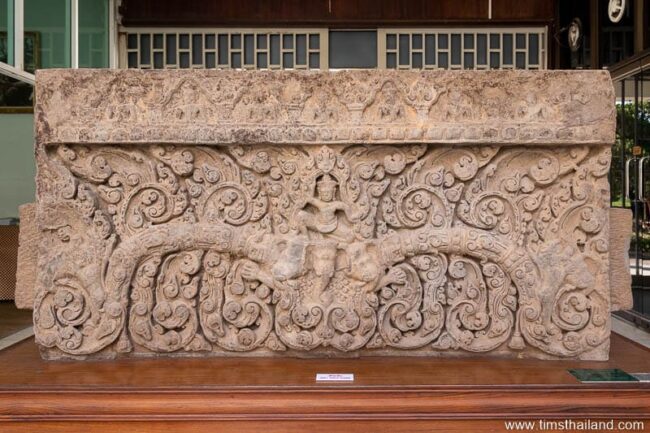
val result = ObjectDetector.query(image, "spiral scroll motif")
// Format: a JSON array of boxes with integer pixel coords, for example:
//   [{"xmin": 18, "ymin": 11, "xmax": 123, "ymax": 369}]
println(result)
[{"xmin": 35, "ymin": 141, "xmax": 612, "ymax": 360}]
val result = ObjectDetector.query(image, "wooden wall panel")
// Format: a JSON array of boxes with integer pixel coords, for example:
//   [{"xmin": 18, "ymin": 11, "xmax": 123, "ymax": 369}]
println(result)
[
  {"xmin": 491, "ymin": 0, "xmax": 555, "ymax": 22},
  {"xmin": 120, "ymin": 0, "xmax": 553, "ymax": 27}
]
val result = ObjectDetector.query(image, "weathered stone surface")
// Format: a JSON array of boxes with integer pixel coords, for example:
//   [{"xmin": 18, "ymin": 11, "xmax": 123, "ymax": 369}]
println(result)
[
  {"xmin": 609, "ymin": 208, "xmax": 633, "ymax": 311},
  {"xmin": 14, "ymin": 203, "xmax": 38, "ymax": 309},
  {"xmin": 30, "ymin": 69, "xmax": 618, "ymax": 361},
  {"xmin": 35, "ymin": 69, "xmax": 615, "ymax": 147}
]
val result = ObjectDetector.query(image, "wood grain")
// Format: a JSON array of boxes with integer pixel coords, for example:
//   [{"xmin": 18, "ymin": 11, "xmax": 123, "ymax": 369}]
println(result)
[
  {"xmin": 119, "ymin": 0, "xmax": 554, "ymax": 26},
  {"xmin": 0, "ymin": 333, "xmax": 649, "ymax": 432}
]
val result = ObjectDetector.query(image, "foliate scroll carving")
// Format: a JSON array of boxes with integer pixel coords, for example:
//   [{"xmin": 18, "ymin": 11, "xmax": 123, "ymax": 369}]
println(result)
[{"xmin": 34, "ymin": 142, "xmax": 612, "ymax": 360}]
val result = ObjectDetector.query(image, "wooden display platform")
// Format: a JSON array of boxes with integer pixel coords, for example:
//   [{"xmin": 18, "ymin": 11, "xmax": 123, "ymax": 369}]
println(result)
[{"xmin": 0, "ymin": 333, "xmax": 649, "ymax": 433}]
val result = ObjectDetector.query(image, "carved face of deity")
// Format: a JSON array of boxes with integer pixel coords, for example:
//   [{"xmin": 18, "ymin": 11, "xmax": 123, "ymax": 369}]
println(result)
[
  {"xmin": 346, "ymin": 243, "xmax": 380, "ymax": 283},
  {"xmin": 182, "ymin": 87, "xmax": 197, "ymax": 104},
  {"xmin": 311, "ymin": 242, "xmax": 337, "ymax": 278},
  {"xmin": 316, "ymin": 174, "xmax": 337, "ymax": 202}
]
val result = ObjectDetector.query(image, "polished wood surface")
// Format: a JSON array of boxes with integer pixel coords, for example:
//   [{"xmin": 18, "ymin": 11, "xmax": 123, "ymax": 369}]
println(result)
[
  {"xmin": 0, "ymin": 302, "xmax": 31, "ymax": 340},
  {"xmin": 0, "ymin": 333, "xmax": 648, "ymax": 432},
  {"xmin": 1, "ymin": 333, "xmax": 649, "ymax": 388},
  {"xmin": 8, "ymin": 420, "xmax": 650, "ymax": 433}
]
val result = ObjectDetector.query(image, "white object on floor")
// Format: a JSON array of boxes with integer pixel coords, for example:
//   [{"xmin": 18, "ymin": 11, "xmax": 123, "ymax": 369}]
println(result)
[
  {"xmin": 611, "ymin": 315, "xmax": 650, "ymax": 349},
  {"xmin": 0, "ymin": 326, "xmax": 34, "ymax": 351},
  {"xmin": 316, "ymin": 373, "xmax": 354, "ymax": 382}
]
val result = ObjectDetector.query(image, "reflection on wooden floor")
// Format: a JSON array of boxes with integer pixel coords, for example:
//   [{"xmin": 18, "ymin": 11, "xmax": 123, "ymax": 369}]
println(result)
[{"xmin": 0, "ymin": 301, "xmax": 31, "ymax": 340}]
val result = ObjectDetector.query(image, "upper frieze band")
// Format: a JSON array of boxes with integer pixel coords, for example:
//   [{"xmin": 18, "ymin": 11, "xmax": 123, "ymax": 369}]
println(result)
[{"xmin": 34, "ymin": 69, "xmax": 615, "ymax": 146}]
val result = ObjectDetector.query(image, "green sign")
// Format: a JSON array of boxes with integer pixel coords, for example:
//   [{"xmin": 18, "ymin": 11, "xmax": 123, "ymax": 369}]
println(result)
[{"xmin": 568, "ymin": 368, "xmax": 639, "ymax": 383}]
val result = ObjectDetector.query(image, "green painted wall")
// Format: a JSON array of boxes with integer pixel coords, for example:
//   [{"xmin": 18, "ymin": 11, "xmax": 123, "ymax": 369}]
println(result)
[{"xmin": 0, "ymin": 113, "xmax": 35, "ymax": 219}]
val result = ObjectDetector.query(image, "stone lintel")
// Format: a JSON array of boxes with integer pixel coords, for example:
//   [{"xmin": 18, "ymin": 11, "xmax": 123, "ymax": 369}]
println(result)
[
  {"xmin": 34, "ymin": 69, "xmax": 615, "ymax": 147},
  {"xmin": 29, "ymin": 69, "xmax": 620, "ymax": 361}
]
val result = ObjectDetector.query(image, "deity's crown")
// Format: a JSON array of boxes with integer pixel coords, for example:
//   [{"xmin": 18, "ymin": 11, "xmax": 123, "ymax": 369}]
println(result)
[{"xmin": 317, "ymin": 174, "xmax": 337, "ymax": 190}]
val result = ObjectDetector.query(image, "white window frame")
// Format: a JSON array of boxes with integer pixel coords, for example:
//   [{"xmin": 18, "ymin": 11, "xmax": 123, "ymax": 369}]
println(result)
[
  {"xmin": 0, "ymin": 0, "xmax": 33, "ymax": 84},
  {"xmin": 0, "ymin": 0, "xmax": 118, "ymax": 86},
  {"xmin": 120, "ymin": 27, "xmax": 329, "ymax": 70},
  {"xmin": 377, "ymin": 27, "xmax": 547, "ymax": 70},
  {"xmin": 121, "ymin": 26, "xmax": 547, "ymax": 72}
]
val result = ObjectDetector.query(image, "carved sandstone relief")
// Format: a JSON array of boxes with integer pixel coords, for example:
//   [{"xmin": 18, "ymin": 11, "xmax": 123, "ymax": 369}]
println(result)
[{"xmin": 30, "ymin": 70, "xmax": 616, "ymax": 360}]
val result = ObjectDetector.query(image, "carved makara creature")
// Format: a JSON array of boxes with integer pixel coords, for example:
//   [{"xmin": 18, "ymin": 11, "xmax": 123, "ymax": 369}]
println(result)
[{"xmin": 29, "ymin": 69, "xmax": 616, "ymax": 360}]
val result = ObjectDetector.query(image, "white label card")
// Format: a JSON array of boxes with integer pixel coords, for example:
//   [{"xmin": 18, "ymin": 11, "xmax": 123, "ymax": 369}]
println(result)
[{"xmin": 315, "ymin": 373, "xmax": 355, "ymax": 382}]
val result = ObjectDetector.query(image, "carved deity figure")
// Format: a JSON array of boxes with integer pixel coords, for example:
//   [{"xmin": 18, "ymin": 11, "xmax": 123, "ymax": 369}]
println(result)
[
  {"xmin": 105, "ymin": 77, "xmax": 145, "ymax": 122},
  {"xmin": 172, "ymin": 86, "xmax": 204, "ymax": 121},
  {"xmin": 345, "ymin": 243, "xmax": 407, "ymax": 290},
  {"xmin": 295, "ymin": 174, "xmax": 357, "ymax": 242},
  {"xmin": 377, "ymin": 83, "xmax": 405, "ymax": 122}
]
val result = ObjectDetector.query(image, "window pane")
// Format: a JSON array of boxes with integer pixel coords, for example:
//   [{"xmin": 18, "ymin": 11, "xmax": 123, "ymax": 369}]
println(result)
[
  {"xmin": 230, "ymin": 34, "xmax": 240, "ymax": 49},
  {"xmin": 192, "ymin": 34, "xmax": 202, "ymax": 65},
  {"xmin": 127, "ymin": 51, "xmax": 137, "ymax": 68},
  {"xmin": 296, "ymin": 34, "xmax": 306, "ymax": 65},
  {"xmin": 282, "ymin": 34, "xmax": 293, "ymax": 49},
  {"xmin": 503, "ymin": 34, "xmax": 513, "ymax": 65},
  {"xmin": 329, "ymin": 31, "xmax": 377, "ymax": 69},
  {"xmin": 0, "ymin": 0, "xmax": 15, "ymax": 65},
  {"xmin": 438, "ymin": 34, "xmax": 448, "ymax": 49},
  {"xmin": 477, "ymin": 34, "xmax": 487, "ymax": 65},
  {"xmin": 463, "ymin": 34, "xmax": 474, "ymax": 49},
  {"xmin": 424, "ymin": 35, "xmax": 435, "ymax": 65},
  {"xmin": 516, "ymin": 52, "xmax": 525, "ymax": 69},
  {"xmin": 412, "ymin": 34, "xmax": 422, "ymax": 50},
  {"xmin": 179, "ymin": 34, "xmax": 189, "ymax": 49},
  {"xmin": 386, "ymin": 34, "xmax": 396, "ymax": 50},
  {"xmin": 438, "ymin": 52, "xmax": 448, "ymax": 68},
  {"xmin": 489, "ymin": 33, "xmax": 500, "ymax": 49},
  {"xmin": 180, "ymin": 52, "xmax": 189, "ymax": 68},
  {"xmin": 244, "ymin": 33, "xmax": 254, "ymax": 65},
  {"xmin": 257, "ymin": 52, "xmax": 267, "ymax": 68},
  {"xmin": 231, "ymin": 52, "xmax": 241, "ymax": 68},
  {"xmin": 282, "ymin": 52, "xmax": 293, "ymax": 68},
  {"xmin": 451, "ymin": 34, "xmax": 461, "ymax": 66},
  {"xmin": 528, "ymin": 34, "xmax": 539, "ymax": 65},
  {"xmin": 166, "ymin": 34, "xmax": 177, "ymax": 65},
  {"xmin": 516, "ymin": 33, "xmax": 525, "ymax": 49},
  {"xmin": 386, "ymin": 52, "xmax": 396, "ymax": 68},
  {"xmin": 139, "ymin": 34, "xmax": 150, "ymax": 65},
  {"xmin": 270, "ymin": 34, "xmax": 280, "ymax": 65},
  {"xmin": 412, "ymin": 52, "xmax": 422, "ymax": 68},
  {"xmin": 309, "ymin": 52, "xmax": 319, "ymax": 68},
  {"xmin": 205, "ymin": 34, "xmax": 215, "ymax": 50},
  {"xmin": 25, "ymin": 0, "xmax": 71, "ymax": 69},
  {"xmin": 205, "ymin": 52, "xmax": 215, "ymax": 68},
  {"xmin": 153, "ymin": 52, "xmax": 163, "ymax": 69},
  {"xmin": 398, "ymin": 34, "xmax": 409, "ymax": 65},
  {"xmin": 490, "ymin": 52, "xmax": 500, "ymax": 68},
  {"xmin": 464, "ymin": 52, "xmax": 474, "ymax": 68},
  {"xmin": 256, "ymin": 34, "xmax": 266, "ymax": 49},
  {"xmin": 309, "ymin": 33, "xmax": 319, "ymax": 50},
  {"xmin": 127, "ymin": 33, "xmax": 137, "ymax": 49},
  {"xmin": 79, "ymin": 0, "xmax": 108, "ymax": 68},
  {"xmin": 0, "ymin": 73, "xmax": 33, "ymax": 107},
  {"xmin": 218, "ymin": 34, "xmax": 227, "ymax": 64}
]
